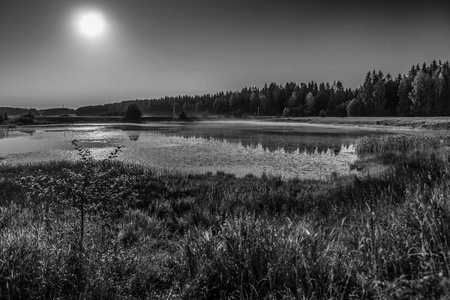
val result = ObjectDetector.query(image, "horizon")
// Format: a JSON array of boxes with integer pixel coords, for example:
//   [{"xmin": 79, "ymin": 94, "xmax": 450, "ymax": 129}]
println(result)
[{"xmin": 1, "ymin": 0, "xmax": 450, "ymax": 109}]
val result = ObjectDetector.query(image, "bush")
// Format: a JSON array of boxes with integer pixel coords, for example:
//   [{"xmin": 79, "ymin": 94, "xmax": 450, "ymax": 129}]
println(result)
[
  {"xmin": 123, "ymin": 104, "xmax": 142, "ymax": 123},
  {"xmin": 232, "ymin": 109, "xmax": 243, "ymax": 118},
  {"xmin": 17, "ymin": 113, "xmax": 35, "ymax": 124},
  {"xmin": 179, "ymin": 111, "xmax": 187, "ymax": 120},
  {"xmin": 319, "ymin": 109, "xmax": 327, "ymax": 117}
]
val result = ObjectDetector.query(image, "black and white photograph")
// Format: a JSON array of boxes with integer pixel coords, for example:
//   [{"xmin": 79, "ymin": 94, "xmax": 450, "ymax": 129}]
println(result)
[{"xmin": 1, "ymin": 0, "xmax": 450, "ymax": 298}]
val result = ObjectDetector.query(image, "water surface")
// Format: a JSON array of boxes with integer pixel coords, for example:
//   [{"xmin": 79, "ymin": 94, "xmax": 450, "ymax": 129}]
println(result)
[{"xmin": 0, "ymin": 121, "xmax": 417, "ymax": 179}]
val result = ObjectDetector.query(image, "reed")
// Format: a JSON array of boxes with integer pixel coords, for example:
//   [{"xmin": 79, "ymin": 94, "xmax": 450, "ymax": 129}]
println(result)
[{"xmin": 354, "ymin": 133, "xmax": 448, "ymax": 156}]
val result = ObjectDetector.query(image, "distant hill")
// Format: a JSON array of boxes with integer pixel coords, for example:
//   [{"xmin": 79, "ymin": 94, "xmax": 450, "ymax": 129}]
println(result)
[
  {"xmin": 39, "ymin": 108, "xmax": 76, "ymax": 116},
  {"xmin": 0, "ymin": 107, "xmax": 39, "ymax": 116}
]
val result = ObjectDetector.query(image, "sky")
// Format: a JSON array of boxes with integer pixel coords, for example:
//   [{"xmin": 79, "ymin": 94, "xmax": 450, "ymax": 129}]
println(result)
[{"xmin": 1, "ymin": 0, "xmax": 449, "ymax": 109}]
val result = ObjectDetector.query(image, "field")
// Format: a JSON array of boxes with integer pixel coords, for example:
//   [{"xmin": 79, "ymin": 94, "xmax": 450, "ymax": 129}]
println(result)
[{"xmin": 1, "ymin": 134, "xmax": 450, "ymax": 299}]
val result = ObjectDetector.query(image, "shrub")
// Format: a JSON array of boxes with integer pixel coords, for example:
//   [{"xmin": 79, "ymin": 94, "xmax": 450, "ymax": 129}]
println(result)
[
  {"xmin": 123, "ymin": 104, "xmax": 142, "ymax": 123},
  {"xmin": 16, "ymin": 141, "xmax": 139, "ymax": 297},
  {"xmin": 179, "ymin": 111, "xmax": 189, "ymax": 120},
  {"xmin": 232, "ymin": 109, "xmax": 243, "ymax": 118},
  {"xmin": 17, "ymin": 113, "xmax": 35, "ymax": 124}
]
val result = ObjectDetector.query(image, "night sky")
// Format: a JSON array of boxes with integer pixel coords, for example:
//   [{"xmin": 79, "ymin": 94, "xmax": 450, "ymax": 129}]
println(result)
[{"xmin": 1, "ymin": 0, "xmax": 449, "ymax": 108}]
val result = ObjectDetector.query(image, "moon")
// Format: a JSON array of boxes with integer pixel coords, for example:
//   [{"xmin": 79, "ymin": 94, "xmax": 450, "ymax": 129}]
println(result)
[{"xmin": 78, "ymin": 12, "xmax": 105, "ymax": 38}]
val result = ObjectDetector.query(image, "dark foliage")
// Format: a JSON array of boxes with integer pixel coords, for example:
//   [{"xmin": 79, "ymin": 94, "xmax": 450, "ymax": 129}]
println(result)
[
  {"xmin": 39, "ymin": 108, "xmax": 76, "ymax": 116},
  {"xmin": 123, "ymin": 103, "xmax": 142, "ymax": 123},
  {"xmin": 70, "ymin": 59, "xmax": 450, "ymax": 118},
  {"xmin": 16, "ymin": 113, "xmax": 35, "ymax": 124}
]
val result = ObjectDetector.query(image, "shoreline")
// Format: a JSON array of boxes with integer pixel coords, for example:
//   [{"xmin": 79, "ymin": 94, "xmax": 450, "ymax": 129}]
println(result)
[
  {"xmin": 5, "ymin": 115, "xmax": 450, "ymax": 131},
  {"xmin": 257, "ymin": 116, "xmax": 450, "ymax": 130}
]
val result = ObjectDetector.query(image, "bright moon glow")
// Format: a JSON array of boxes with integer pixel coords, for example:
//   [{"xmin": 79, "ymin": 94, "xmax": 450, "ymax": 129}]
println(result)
[{"xmin": 78, "ymin": 12, "xmax": 105, "ymax": 38}]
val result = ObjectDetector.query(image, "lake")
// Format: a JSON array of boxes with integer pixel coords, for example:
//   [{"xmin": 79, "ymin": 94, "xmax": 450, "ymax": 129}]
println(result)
[{"xmin": 0, "ymin": 120, "xmax": 418, "ymax": 179}]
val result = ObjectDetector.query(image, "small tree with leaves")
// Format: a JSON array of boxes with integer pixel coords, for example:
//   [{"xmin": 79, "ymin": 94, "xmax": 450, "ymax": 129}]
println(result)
[{"xmin": 21, "ymin": 140, "xmax": 139, "ymax": 296}]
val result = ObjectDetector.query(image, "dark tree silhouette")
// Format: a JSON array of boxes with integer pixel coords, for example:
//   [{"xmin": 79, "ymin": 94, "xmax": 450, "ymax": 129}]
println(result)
[
  {"xmin": 67, "ymin": 59, "xmax": 450, "ymax": 118},
  {"xmin": 123, "ymin": 104, "xmax": 142, "ymax": 123}
]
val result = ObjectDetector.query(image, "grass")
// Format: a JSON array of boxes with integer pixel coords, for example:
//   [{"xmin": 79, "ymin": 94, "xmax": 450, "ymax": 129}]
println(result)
[
  {"xmin": 262, "ymin": 116, "xmax": 450, "ymax": 130},
  {"xmin": 1, "ymin": 134, "xmax": 450, "ymax": 299},
  {"xmin": 355, "ymin": 133, "xmax": 450, "ymax": 156}
]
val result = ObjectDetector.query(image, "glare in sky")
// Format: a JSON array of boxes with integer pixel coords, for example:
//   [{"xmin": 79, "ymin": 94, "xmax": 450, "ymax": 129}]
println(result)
[{"xmin": 77, "ymin": 12, "xmax": 105, "ymax": 38}]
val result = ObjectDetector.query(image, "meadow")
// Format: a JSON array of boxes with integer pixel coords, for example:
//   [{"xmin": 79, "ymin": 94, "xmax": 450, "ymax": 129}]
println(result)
[{"xmin": 1, "ymin": 134, "xmax": 450, "ymax": 299}]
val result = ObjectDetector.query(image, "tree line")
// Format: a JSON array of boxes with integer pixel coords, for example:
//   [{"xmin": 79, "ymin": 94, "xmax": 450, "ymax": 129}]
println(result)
[
  {"xmin": 0, "ymin": 107, "xmax": 76, "ymax": 117},
  {"xmin": 3, "ymin": 59, "xmax": 450, "ymax": 118},
  {"xmin": 75, "ymin": 59, "xmax": 450, "ymax": 118}
]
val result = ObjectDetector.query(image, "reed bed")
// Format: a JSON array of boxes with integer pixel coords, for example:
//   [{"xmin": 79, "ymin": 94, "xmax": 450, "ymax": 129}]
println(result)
[{"xmin": 355, "ymin": 133, "xmax": 448, "ymax": 156}]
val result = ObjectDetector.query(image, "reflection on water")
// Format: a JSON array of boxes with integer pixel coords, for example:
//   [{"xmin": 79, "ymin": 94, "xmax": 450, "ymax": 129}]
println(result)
[
  {"xmin": 123, "ymin": 130, "xmax": 140, "ymax": 141},
  {"xmin": 0, "ymin": 122, "xmax": 414, "ymax": 179},
  {"xmin": 0, "ymin": 128, "xmax": 9, "ymax": 139},
  {"xmin": 1, "ymin": 127, "xmax": 36, "ymax": 139},
  {"xmin": 110, "ymin": 121, "xmax": 398, "ymax": 154}
]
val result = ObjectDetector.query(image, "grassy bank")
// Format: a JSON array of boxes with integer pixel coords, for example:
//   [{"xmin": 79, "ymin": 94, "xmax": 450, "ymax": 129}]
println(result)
[
  {"xmin": 261, "ymin": 116, "xmax": 450, "ymax": 130},
  {"xmin": 1, "ymin": 135, "xmax": 450, "ymax": 299}
]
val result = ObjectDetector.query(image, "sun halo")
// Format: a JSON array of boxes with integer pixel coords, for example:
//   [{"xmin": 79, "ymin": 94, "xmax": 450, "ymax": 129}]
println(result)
[{"xmin": 77, "ymin": 12, "xmax": 105, "ymax": 38}]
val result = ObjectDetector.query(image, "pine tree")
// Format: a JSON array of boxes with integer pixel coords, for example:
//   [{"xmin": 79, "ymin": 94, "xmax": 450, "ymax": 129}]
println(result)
[
  {"xmin": 358, "ymin": 72, "xmax": 374, "ymax": 115},
  {"xmin": 397, "ymin": 76, "xmax": 412, "ymax": 116},
  {"xmin": 372, "ymin": 80, "xmax": 386, "ymax": 116}
]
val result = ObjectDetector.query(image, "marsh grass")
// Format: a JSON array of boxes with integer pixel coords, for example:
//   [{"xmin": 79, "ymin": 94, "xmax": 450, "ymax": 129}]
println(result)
[
  {"xmin": 355, "ymin": 133, "xmax": 450, "ymax": 156},
  {"xmin": 1, "ymin": 135, "xmax": 450, "ymax": 298}
]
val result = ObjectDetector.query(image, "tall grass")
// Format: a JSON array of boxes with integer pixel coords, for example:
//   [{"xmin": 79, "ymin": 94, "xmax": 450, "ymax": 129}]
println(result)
[
  {"xmin": 1, "ymin": 135, "xmax": 450, "ymax": 298},
  {"xmin": 355, "ymin": 133, "xmax": 449, "ymax": 156}
]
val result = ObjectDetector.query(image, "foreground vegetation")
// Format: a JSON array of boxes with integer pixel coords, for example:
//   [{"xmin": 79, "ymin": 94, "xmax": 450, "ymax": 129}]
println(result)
[{"xmin": 1, "ymin": 135, "xmax": 450, "ymax": 299}]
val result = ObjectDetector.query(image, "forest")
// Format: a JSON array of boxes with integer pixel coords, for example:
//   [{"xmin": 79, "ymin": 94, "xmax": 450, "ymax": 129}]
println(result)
[{"xmin": 74, "ymin": 59, "xmax": 450, "ymax": 118}]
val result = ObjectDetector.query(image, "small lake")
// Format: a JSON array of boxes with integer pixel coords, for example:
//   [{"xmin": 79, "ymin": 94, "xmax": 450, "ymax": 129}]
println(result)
[{"xmin": 0, "ymin": 121, "xmax": 418, "ymax": 179}]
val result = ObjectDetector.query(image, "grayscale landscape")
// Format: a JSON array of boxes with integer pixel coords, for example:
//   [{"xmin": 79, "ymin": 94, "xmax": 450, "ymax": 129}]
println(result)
[{"xmin": 1, "ymin": 0, "xmax": 450, "ymax": 299}]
